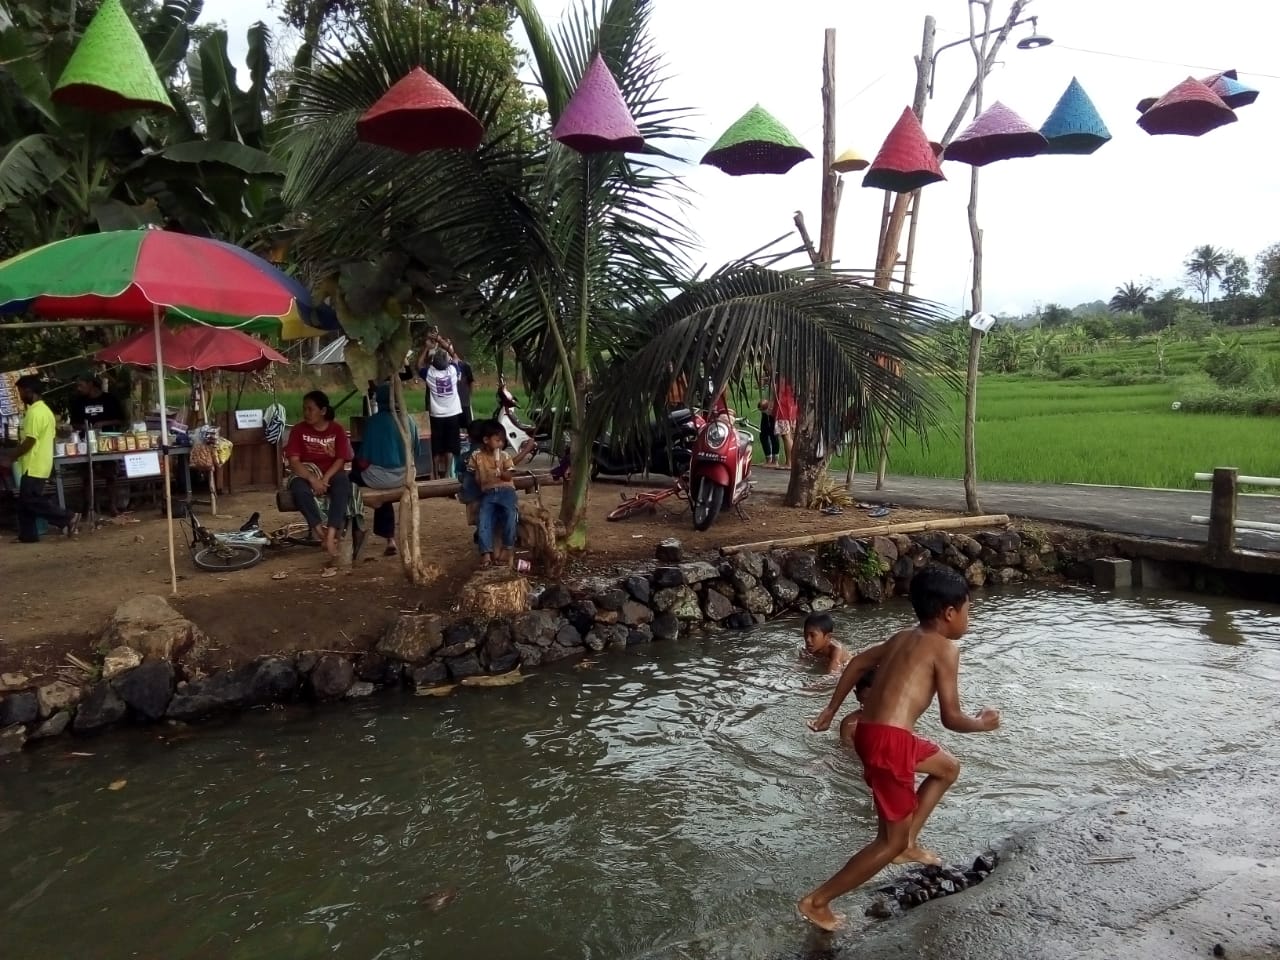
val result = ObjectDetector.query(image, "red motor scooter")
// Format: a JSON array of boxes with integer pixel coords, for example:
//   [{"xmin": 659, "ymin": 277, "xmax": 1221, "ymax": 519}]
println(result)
[{"xmin": 688, "ymin": 397, "xmax": 755, "ymax": 531}]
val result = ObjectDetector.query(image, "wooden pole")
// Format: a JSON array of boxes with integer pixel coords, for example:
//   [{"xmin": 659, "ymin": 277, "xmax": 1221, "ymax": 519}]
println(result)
[
  {"xmin": 818, "ymin": 27, "xmax": 839, "ymax": 264},
  {"xmin": 1207, "ymin": 466, "xmax": 1238, "ymax": 558},
  {"xmin": 721, "ymin": 514, "xmax": 1011, "ymax": 556},
  {"xmin": 152, "ymin": 307, "xmax": 178, "ymax": 596}
]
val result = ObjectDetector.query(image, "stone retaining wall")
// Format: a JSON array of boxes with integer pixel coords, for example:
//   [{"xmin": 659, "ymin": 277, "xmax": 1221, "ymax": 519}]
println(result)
[{"xmin": 1, "ymin": 524, "xmax": 1100, "ymax": 756}]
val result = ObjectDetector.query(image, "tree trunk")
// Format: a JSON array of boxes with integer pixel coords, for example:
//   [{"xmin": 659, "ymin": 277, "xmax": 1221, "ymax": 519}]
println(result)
[
  {"xmin": 558, "ymin": 382, "xmax": 591, "ymax": 550},
  {"xmin": 784, "ymin": 28, "xmax": 841, "ymax": 509}
]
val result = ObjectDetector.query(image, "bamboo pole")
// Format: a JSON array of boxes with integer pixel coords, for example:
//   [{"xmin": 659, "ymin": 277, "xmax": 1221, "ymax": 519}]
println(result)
[{"xmin": 720, "ymin": 514, "xmax": 1010, "ymax": 556}]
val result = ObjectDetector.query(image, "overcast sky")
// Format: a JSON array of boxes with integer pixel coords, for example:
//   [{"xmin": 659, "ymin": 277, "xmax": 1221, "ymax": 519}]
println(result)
[{"xmin": 205, "ymin": 0, "xmax": 1280, "ymax": 314}]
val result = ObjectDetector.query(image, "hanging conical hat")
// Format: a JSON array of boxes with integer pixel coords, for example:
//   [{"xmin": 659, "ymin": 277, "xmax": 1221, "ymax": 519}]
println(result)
[
  {"xmin": 552, "ymin": 53, "xmax": 643, "ymax": 154},
  {"xmin": 1137, "ymin": 77, "xmax": 1236, "ymax": 137},
  {"xmin": 831, "ymin": 148, "xmax": 869, "ymax": 173},
  {"xmin": 357, "ymin": 67, "xmax": 484, "ymax": 153},
  {"xmin": 862, "ymin": 107, "xmax": 944, "ymax": 192},
  {"xmin": 1039, "ymin": 77, "xmax": 1112, "ymax": 155},
  {"xmin": 945, "ymin": 101, "xmax": 1047, "ymax": 167},
  {"xmin": 52, "ymin": 0, "xmax": 172, "ymax": 113},
  {"xmin": 1206, "ymin": 74, "xmax": 1259, "ymax": 109},
  {"xmin": 701, "ymin": 105, "xmax": 812, "ymax": 176}
]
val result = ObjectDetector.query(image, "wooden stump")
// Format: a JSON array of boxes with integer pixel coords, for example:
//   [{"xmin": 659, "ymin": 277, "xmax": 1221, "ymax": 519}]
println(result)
[
  {"xmin": 458, "ymin": 567, "xmax": 529, "ymax": 619},
  {"xmin": 516, "ymin": 498, "xmax": 564, "ymax": 577}
]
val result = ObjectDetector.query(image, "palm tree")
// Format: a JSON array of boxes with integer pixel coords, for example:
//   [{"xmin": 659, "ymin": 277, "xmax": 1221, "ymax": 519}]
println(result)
[
  {"xmin": 1184, "ymin": 245, "xmax": 1229, "ymax": 303},
  {"xmin": 279, "ymin": 0, "xmax": 954, "ymax": 563},
  {"xmin": 1109, "ymin": 281, "xmax": 1152, "ymax": 313}
]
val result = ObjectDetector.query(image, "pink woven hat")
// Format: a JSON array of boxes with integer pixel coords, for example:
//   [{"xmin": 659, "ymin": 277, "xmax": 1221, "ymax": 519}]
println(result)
[
  {"xmin": 552, "ymin": 53, "xmax": 644, "ymax": 154},
  {"xmin": 945, "ymin": 101, "xmax": 1047, "ymax": 166},
  {"xmin": 1137, "ymin": 77, "xmax": 1236, "ymax": 136}
]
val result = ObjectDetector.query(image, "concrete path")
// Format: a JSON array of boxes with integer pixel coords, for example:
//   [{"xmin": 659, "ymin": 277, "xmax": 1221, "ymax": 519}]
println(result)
[
  {"xmin": 751, "ymin": 471, "xmax": 1280, "ymax": 553},
  {"xmin": 812, "ymin": 750, "xmax": 1280, "ymax": 960}
]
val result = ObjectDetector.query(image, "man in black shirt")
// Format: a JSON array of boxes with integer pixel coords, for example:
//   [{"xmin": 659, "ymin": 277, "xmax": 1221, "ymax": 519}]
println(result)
[{"xmin": 70, "ymin": 374, "xmax": 128, "ymax": 514}]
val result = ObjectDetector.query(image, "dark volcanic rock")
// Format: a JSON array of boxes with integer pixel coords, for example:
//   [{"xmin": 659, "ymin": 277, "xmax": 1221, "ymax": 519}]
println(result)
[
  {"xmin": 784, "ymin": 551, "xmax": 821, "ymax": 590},
  {"xmin": 445, "ymin": 653, "xmax": 482, "ymax": 679},
  {"xmin": 537, "ymin": 583, "xmax": 573, "ymax": 610},
  {"xmin": 246, "ymin": 658, "xmax": 299, "ymax": 704},
  {"xmin": 621, "ymin": 575, "xmax": 651, "ymax": 605},
  {"xmin": 627, "ymin": 625, "xmax": 653, "ymax": 646},
  {"xmin": 563, "ymin": 601, "xmax": 597, "ymax": 636},
  {"xmin": 621, "ymin": 600, "xmax": 653, "ymax": 626},
  {"xmin": 731, "ymin": 550, "xmax": 765, "ymax": 579},
  {"xmin": 310, "ymin": 655, "xmax": 355, "ymax": 700},
  {"xmin": 655, "ymin": 538, "xmax": 683, "ymax": 563},
  {"xmin": 651, "ymin": 612, "xmax": 680, "ymax": 642},
  {"xmin": 73, "ymin": 682, "xmax": 127, "ymax": 732},
  {"xmin": 356, "ymin": 653, "xmax": 401, "ymax": 685},
  {"xmin": 554, "ymin": 624, "xmax": 583, "ymax": 649},
  {"xmin": 593, "ymin": 588, "xmax": 628, "ymax": 612},
  {"xmin": 111, "ymin": 660, "xmax": 174, "ymax": 721},
  {"xmin": 512, "ymin": 610, "xmax": 559, "ymax": 647},
  {"xmin": 0, "ymin": 690, "xmax": 38, "ymax": 727},
  {"xmin": 438, "ymin": 621, "xmax": 481, "ymax": 658},
  {"xmin": 702, "ymin": 588, "xmax": 736, "ymax": 622},
  {"xmin": 770, "ymin": 578, "xmax": 800, "ymax": 605},
  {"xmin": 652, "ymin": 566, "xmax": 685, "ymax": 589},
  {"xmin": 725, "ymin": 611, "xmax": 755, "ymax": 630},
  {"xmin": 377, "ymin": 613, "xmax": 444, "ymax": 663},
  {"xmin": 410, "ymin": 661, "xmax": 449, "ymax": 688},
  {"xmin": 488, "ymin": 651, "xmax": 520, "ymax": 674}
]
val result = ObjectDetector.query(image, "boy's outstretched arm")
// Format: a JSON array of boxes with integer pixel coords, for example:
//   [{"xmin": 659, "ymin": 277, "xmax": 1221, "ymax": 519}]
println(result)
[
  {"xmin": 808, "ymin": 643, "xmax": 883, "ymax": 731},
  {"xmin": 935, "ymin": 642, "xmax": 1000, "ymax": 733}
]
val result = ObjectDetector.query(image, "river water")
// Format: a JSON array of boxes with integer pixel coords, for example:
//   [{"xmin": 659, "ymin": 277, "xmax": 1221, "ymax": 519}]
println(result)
[{"xmin": 3, "ymin": 586, "xmax": 1280, "ymax": 959}]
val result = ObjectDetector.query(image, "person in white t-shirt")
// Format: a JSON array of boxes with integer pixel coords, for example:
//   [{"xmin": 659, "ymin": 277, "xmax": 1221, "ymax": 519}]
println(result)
[{"xmin": 420, "ymin": 348, "xmax": 463, "ymax": 478}]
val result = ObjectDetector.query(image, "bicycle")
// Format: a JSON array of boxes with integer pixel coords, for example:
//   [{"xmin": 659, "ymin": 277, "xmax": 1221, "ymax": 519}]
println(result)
[
  {"xmin": 606, "ymin": 474, "xmax": 690, "ymax": 522},
  {"xmin": 183, "ymin": 509, "xmax": 316, "ymax": 572}
]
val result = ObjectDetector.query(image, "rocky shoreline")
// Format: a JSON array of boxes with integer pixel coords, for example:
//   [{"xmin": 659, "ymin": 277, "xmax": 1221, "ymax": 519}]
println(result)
[{"xmin": 0, "ymin": 523, "xmax": 1114, "ymax": 757}]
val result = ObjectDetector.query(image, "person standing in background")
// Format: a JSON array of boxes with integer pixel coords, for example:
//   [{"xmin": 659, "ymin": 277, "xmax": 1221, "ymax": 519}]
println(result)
[
  {"xmin": 69, "ymin": 373, "xmax": 128, "ymax": 514},
  {"xmin": 0, "ymin": 375, "xmax": 79, "ymax": 542},
  {"xmin": 772, "ymin": 374, "xmax": 797, "ymax": 468},
  {"xmin": 419, "ymin": 348, "xmax": 463, "ymax": 479}
]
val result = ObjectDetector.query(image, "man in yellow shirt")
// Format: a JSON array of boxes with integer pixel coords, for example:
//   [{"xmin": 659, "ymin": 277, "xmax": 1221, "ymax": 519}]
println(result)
[{"xmin": 0, "ymin": 375, "xmax": 78, "ymax": 542}]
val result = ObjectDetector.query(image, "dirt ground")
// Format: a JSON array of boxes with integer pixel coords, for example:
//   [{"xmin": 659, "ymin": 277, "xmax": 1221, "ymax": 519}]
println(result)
[{"xmin": 0, "ymin": 477, "xmax": 946, "ymax": 682}]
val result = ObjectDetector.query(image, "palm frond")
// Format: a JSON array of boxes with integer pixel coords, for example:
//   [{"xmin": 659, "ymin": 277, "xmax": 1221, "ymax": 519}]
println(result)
[{"xmin": 591, "ymin": 264, "xmax": 958, "ymax": 448}]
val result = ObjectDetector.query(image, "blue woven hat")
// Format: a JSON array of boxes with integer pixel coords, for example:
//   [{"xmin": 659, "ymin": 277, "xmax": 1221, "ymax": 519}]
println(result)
[{"xmin": 1039, "ymin": 78, "xmax": 1112, "ymax": 155}]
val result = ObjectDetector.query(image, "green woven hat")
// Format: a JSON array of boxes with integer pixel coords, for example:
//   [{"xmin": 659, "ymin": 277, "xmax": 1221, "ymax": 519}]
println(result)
[
  {"xmin": 702, "ymin": 104, "xmax": 812, "ymax": 176},
  {"xmin": 53, "ymin": 0, "xmax": 172, "ymax": 114}
]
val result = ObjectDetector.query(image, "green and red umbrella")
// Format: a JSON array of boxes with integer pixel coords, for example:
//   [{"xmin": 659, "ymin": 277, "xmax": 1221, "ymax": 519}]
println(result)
[{"xmin": 0, "ymin": 229, "xmax": 326, "ymax": 339}]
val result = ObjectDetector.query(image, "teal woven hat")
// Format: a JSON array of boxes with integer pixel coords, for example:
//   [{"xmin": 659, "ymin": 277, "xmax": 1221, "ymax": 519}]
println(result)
[
  {"xmin": 1039, "ymin": 77, "xmax": 1112, "ymax": 155},
  {"xmin": 702, "ymin": 105, "xmax": 812, "ymax": 176},
  {"xmin": 53, "ymin": 0, "xmax": 172, "ymax": 113}
]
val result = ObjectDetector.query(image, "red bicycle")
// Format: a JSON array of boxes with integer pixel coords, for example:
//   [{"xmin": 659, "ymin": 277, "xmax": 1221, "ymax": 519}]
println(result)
[{"xmin": 606, "ymin": 474, "xmax": 690, "ymax": 522}]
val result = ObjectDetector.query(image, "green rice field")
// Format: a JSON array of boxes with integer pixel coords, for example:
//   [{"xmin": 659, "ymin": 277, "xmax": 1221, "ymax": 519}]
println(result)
[{"xmin": 833, "ymin": 377, "xmax": 1280, "ymax": 490}]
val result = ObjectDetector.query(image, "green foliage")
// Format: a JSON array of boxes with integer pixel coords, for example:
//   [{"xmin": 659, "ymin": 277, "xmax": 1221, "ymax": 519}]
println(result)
[
  {"xmin": 1184, "ymin": 244, "xmax": 1229, "ymax": 303},
  {"xmin": 1202, "ymin": 334, "xmax": 1268, "ymax": 388},
  {"xmin": 1176, "ymin": 385, "xmax": 1280, "ymax": 416},
  {"xmin": 1109, "ymin": 281, "xmax": 1151, "ymax": 313}
]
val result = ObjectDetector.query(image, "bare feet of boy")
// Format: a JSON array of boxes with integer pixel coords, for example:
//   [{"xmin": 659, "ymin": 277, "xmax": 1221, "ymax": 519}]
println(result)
[
  {"xmin": 893, "ymin": 846, "xmax": 942, "ymax": 866},
  {"xmin": 797, "ymin": 896, "xmax": 843, "ymax": 932}
]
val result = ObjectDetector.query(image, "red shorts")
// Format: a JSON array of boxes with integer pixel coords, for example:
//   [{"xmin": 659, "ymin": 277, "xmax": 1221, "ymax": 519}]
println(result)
[{"xmin": 852, "ymin": 721, "xmax": 939, "ymax": 822}]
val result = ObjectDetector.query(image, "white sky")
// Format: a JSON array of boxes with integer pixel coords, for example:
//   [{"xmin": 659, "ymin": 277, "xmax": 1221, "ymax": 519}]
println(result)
[{"xmin": 204, "ymin": 0, "xmax": 1280, "ymax": 314}]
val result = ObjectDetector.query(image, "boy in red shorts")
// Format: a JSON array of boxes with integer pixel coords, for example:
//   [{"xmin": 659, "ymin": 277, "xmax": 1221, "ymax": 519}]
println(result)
[{"xmin": 798, "ymin": 564, "xmax": 1000, "ymax": 932}]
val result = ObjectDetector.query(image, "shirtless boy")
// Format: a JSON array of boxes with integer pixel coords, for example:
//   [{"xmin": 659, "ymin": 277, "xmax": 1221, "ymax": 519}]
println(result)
[
  {"xmin": 802, "ymin": 612, "xmax": 850, "ymax": 675},
  {"xmin": 797, "ymin": 564, "xmax": 1000, "ymax": 932}
]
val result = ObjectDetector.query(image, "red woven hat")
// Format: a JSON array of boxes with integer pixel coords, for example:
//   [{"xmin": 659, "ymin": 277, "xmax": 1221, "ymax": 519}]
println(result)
[
  {"xmin": 945, "ymin": 101, "xmax": 1047, "ymax": 166},
  {"xmin": 357, "ymin": 67, "xmax": 484, "ymax": 153},
  {"xmin": 862, "ymin": 107, "xmax": 945, "ymax": 193},
  {"xmin": 1137, "ymin": 77, "xmax": 1236, "ymax": 137},
  {"xmin": 553, "ymin": 53, "xmax": 644, "ymax": 154}
]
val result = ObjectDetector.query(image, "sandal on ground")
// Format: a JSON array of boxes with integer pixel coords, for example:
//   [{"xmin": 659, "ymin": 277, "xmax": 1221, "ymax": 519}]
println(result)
[{"xmin": 383, "ymin": 545, "xmax": 398, "ymax": 557}]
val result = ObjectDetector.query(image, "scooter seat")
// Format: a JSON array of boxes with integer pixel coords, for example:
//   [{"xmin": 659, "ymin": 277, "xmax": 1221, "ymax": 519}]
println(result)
[{"xmin": 667, "ymin": 407, "xmax": 693, "ymax": 424}]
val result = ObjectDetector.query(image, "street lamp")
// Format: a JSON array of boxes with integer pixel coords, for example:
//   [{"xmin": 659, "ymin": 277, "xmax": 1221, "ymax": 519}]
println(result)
[{"xmin": 928, "ymin": 16, "xmax": 1052, "ymax": 98}]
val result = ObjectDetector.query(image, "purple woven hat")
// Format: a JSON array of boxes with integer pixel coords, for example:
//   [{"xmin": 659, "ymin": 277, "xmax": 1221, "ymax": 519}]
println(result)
[
  {"xmin": 862, "ymin": 107, "xmax": 944, "ymax": 192},
  {"xmin": 552, "ymin": 53, "xmax": 644, "ymax": 154},
  {"xmin": 1137, "ymin": 77, "xmax": 1236, "ymax": 136},
  {"xmin": 945, "ymin": 101, "xmax": 1047, "ymax": 166}
]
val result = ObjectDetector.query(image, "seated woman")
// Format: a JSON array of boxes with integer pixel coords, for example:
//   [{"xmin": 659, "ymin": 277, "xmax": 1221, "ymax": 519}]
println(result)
[
  {"xmin": 284, "ymin": 390, "xmax": 354, "ymax": 569},
  {"xmin": 352, "ymin": 383, "xmax": 419, "ymax": 557}
]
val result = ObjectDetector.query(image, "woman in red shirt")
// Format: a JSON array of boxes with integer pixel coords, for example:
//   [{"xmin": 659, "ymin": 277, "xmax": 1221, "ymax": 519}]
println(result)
[{"xmin": 285, "ymin": 390, "xmax": 355, "ymax": 562}]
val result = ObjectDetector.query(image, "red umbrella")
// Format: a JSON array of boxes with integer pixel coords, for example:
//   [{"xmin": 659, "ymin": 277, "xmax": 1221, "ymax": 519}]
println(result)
[{"xmin": 96, "ymin": 325, "xmax": 287, "ymax": 373}]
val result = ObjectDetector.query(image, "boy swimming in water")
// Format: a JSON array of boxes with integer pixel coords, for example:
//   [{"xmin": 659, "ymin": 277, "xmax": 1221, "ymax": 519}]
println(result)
[
  {"xmin": 797, "ymin": 564, "xmax": 1001, "ymax": 932},
  {"xmin": 802, "ymin": 612, "xmax": 850, "ymax": 675}
]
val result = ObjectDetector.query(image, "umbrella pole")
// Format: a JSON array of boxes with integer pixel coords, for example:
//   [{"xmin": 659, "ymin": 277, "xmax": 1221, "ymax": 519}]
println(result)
[{"xmin": 154, "ymin": 306, "xmax": 178, "ymax": 595}]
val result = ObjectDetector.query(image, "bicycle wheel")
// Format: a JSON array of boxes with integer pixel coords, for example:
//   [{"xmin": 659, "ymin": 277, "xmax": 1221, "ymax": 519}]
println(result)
[
  {"xmin": 607, "ymin": 498, "xmax": 650, "ymax": 522},
  {"xmin": 193, "ymin": 542, "xmax": 263, "ymax": 572}
]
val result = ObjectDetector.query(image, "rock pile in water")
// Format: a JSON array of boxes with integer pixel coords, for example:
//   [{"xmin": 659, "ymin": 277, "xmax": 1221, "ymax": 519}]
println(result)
[{"xmin": 865, "ymin": 852, "xmax": 1000, "ymax": 918}]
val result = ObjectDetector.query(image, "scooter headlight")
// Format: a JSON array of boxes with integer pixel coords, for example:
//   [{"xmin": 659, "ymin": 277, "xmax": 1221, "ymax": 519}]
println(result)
[{"xmin": 707, "ymin": 421, "xmax": 730, "ymax": 448}]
